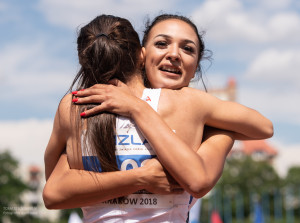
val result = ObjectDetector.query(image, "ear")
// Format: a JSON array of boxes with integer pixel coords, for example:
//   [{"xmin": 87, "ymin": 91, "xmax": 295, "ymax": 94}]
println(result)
[
  {"xmin": 138, "ymin": 47, "xmax": 146, "ymax": 70},
  {"xmin": 192, "ymin": 71, "xmax": 196, "ymax": 79},
  {"xmin": 140, "ymin": 47, "xmax": 146, "ymax": 64},
  {"xmin": 192, "ymin": 65, "xmax": 198, "ymax": 79}
]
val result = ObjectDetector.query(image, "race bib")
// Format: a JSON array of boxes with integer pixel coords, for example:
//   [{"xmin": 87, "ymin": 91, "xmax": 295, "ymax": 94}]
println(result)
[{"xmin": 99, "ymin": 193, "xmax": 174, "ymax": 208}]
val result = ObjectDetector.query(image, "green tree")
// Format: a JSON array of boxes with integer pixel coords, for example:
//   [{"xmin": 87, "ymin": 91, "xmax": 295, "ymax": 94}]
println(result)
[
  {"xmin": 0, "ymin": 150, "xmax": 29, "ymax": 220},
  {"xmin": 0, "ymin": 150, "xmax": 53, "ymax": 223},
  {"xmin": 201, "ymin": 156, "xmax": 282, "ymax": 221},
  {"xmin": 284, "ymin": 166, "xmax": 300, "ymax": 217},
  {"xmin": 284, "ymin": 166, "xmax": 300, "ymax": 189},
  {"xmin": 216, "ymin": 156, "xmax": 281, "ymax": 194}
]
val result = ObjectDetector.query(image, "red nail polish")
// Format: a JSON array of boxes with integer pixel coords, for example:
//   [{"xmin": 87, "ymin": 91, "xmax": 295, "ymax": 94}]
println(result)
[
  {"xmin": 72, "ymin": 91, "xmax": 78, "ymax": 95},
  {"xmin": 80, "ymin": 112, "xmax": 86, "ymax": 117},
  {"xmin": 80, "ymin": 89, "xmax": 85, "ymax": 91},
  {"xmin": 72, "ymin": 98, "xmax": 78, "ymax": 102}
]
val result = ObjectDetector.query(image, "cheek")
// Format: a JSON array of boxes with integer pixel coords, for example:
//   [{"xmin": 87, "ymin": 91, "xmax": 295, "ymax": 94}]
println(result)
[
  {"xmin": 145, "ymin": 56, "xmax": 160, "ymax": 76},
  {"xmin": 145, "ymin": 48, "xmax": 164, "ymax": 64},
  {"xmin": 145, "ymin": 53, "xmax": 156, "ymax": 70},
  {"xmin": 145, "ymin": 64, "xmax": 157, "ymax": 83},
  {"xmin": 185, "ymin": 60, "xmax": 198, "ymax": 78},
  {"xmin": 145, "ymin": 67, "xmax": 164, "ymax": 88}
]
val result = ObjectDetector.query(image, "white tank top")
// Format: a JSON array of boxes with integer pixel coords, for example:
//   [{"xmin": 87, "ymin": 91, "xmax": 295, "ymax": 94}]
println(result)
[{"xmin": 81, "ymin": 88, "xmax": 192, "ymax": 223}]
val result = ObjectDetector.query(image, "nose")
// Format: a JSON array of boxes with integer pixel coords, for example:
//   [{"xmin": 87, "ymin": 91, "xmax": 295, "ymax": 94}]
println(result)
[{"xmin": 166, "ymin": 44, "xmax": 180, "ymax": 61}]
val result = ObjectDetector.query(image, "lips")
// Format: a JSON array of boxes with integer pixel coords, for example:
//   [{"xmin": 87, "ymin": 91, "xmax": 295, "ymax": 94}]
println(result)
[{"xmin": 159, "ymin": 65, "xmax": 182, "ymax": 75}]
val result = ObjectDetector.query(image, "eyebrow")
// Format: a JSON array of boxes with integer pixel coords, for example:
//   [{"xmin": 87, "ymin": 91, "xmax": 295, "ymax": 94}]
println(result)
[{"xmin": 154, "ymin": 34, "xmax": 197, "ymax": 46}]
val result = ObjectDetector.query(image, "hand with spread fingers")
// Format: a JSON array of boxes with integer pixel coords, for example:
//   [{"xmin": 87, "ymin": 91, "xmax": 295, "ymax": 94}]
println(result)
[{"xmin": 72, "ymin": 79, "xmax": 143, "ymax": 118}]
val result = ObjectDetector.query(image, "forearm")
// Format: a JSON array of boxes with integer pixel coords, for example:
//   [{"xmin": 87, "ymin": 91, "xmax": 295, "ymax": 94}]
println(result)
[
  {"xmin": 193, "ymin": 127, "xmax": 234, "ymax": 197},
  {"xmin": 233, "ymin": 106, "xmax": 273, "ymax": 139},
  {"xmin": 132, "ymin": 104, "xmax": 235, "ymax": 198},
  {"xmin": 131, "ymin": 101, "xmax": 207, "ymax": 195},
  {"xmin": 43, "ymin": 155, "xmax": 145, "ymax": 209},
  {"xmin": 208, "ymin": 100, "xmax": 273, "ymax": 140},
  {"xmin": 72, "ymin": 84, "xmax": 206, "ymax": 189}
]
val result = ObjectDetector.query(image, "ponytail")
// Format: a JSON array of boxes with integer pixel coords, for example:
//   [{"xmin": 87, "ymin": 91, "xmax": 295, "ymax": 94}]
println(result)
[{"xmin": 70, "ymin": 15, "xmax": 141, "ymax": 172}]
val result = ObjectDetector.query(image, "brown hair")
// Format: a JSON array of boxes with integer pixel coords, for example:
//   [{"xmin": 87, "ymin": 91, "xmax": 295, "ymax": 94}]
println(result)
[{"xmin": 70, "ymin": 15, "xmax": 141, "ymax": 172}]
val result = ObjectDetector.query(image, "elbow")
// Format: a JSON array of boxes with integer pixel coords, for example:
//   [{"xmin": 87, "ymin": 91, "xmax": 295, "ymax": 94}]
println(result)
[
  {"xmin": 267, "ymin": 122, "xmax": 274, "ymax": 138},
  {"xmin": 186, "ymin": 175, "xmax": 213, "ymax": 199},
  {"xmin": 43, "ymin": 186, "xmax": 57, "ymax": 209},
  {"xmin": 43, "ymin": 183, "xmax": 64, "ymax": 209},
  {"xmin": 262, "ymin": 120, "xmax": 274, "ymax": 139},
  {"xmin": 254, "ymin": 119, "xmax": 274, "ymax": 140}
]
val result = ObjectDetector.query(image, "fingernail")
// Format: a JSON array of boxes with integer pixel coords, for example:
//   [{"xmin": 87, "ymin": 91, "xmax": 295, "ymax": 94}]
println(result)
[
  {"xmin": 72, "ymin": 91, "xmax": 78, "ymax": 95},
  {"xmin": 80, "ymin": 112, "xmax": 86, "ymax": 117},
  {"xmin": 80, "ymin": 89, "xmax": 85, "ymax": 91},
  {"xmin": 72, "ymin": 98, "xmax": 78, "ymax": 102}
]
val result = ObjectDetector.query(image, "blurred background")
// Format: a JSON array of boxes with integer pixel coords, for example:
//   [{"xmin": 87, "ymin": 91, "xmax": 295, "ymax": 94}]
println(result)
[{"xmin": 0, "ymin": 0, "xmax": 299, "ymax": 222}]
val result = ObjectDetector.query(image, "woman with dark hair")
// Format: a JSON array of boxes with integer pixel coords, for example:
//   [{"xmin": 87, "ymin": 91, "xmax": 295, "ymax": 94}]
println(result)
[
  {"xmin": 44, "ymin": 14, "xmax": 143, "ymax": 179},
  {"xmin": 44, "ymin": 14, "xmax": 273, "ymax": 222},
  {"xmin": 141, "ymin": 14, "xmax": 208, "ymax": 90}
]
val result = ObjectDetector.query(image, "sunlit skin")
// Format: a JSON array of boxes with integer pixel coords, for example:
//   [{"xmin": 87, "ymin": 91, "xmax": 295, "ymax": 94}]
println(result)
[
  {"xmin": 43, "ymin": 17, "xmax": 273, "ymax": 211},
  {"xmin": 142, "ymin": 19, "xmax": 199, "ymax": 89}
]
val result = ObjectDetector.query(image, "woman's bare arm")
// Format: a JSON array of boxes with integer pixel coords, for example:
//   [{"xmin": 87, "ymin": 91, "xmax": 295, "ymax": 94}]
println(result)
[
  {"xmin": 76, "ymin": 83, "xmax": 273, "ymax": 141},
  {"xmin": 44, "ymin": 94, "xmax": 72, "ymax": 180},
  {"xmin": 192, "ymin": 88, "xmax": 274, "ymax": 140},
  {"xmin": 71, "ymin": 84, "xmax": 210, "ymax": 196},
  {"xmin": 43, "ymin": 154, "xmax": 182, "ymax": 209},
  {"xmin": 71, "ymin": 81, "xmax": 270, "ymax": 197},
  {"xmin": 192, "ymin": 126, "xmax": 234, "ymax": 197},
  {"xmin": 71, "ymin": 84, "xmax": 235, "ymax": 197},
  {"xmin": 44, "ymin": 126, "xmax": 234, "ymax": 209}
]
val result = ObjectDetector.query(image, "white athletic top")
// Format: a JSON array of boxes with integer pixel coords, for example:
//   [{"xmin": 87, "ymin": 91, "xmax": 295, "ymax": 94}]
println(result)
[{"xmin": 81, "ymin": 88, "xmax": 193, "ymax": 223}]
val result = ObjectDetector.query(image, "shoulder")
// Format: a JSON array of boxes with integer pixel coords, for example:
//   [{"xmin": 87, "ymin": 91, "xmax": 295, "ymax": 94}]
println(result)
[
  {"xmin": 181, "ymin": 87, "xmax": 222, "ymax": 106},
  {"xmin": 159, "ymin": 87, "xmax": 204, "ymax": 105},
  {"xmin": 57, "ymin": 94, "xmax": 73, "ymax": 118},
  {"xmin": 159, "ymin": 87, "xmax": 219, "ymax": 116},
  {"xmin": 180, "ymin": 87, "xmax": 208, "ymax": 98},
  {"xmin": 54, "ymin": 93, "xmax": 74, "ymax": 132},
  {"xmin": 170, "ymin": 87, "xmax": 212, "ymax": 106},
  {"xmin": 59, "ymin": 93, "xmax": 73, "ymax": 109},
  {"xmin": 158, "ymin": 87, "xmax": 204, "ymax": 112}
]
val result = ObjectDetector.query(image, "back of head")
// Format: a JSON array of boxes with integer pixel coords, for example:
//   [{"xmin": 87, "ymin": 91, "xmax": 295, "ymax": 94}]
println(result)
[
  {"xmin": 75, "ymin": 14, "xmax": 141, "ymax": 88},
  {"xmin": 70, "ymin": 15, "xmax": 141, "ymax": 173}
]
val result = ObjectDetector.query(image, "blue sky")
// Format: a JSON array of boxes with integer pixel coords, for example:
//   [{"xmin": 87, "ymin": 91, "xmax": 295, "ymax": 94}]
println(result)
[{"xmin": 1, "ymin": 0, "xmax": 300, "ymax": 166}]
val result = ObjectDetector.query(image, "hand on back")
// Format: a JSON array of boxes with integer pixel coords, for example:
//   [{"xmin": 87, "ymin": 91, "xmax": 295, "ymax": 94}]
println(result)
[{"xmin": 72, "ymin": 79, "xmax": 141, "ymax": 118}]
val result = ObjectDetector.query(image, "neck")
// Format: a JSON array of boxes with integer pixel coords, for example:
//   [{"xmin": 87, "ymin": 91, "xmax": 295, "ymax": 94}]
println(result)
[{"xmin": 125, "ymin": 73, "xmax": 145, "ymax": 98}]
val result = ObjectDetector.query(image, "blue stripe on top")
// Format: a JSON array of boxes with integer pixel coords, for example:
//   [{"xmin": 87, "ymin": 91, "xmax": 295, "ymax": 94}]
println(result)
[{"xmin": 82, "ymin": 154, "xmax": 156, "ymax": 172}]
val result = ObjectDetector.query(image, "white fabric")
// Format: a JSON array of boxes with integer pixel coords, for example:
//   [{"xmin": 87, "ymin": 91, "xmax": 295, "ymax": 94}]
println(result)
[
  {"xmin": 68, "ymin": 211, "xmax": 83, "ymax": 223},
  {"xmin": 81, "ymin": 88, "xmax": 192, "ymax": 222}
]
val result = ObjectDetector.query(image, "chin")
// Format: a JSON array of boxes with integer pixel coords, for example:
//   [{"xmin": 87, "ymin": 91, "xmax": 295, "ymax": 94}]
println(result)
[
  {"xmin": 161, "ymin": 83, "xmax": 181, "ymax": 90},
  {"xmin": 149, "ymin": 78, "xmax": 181, "ymax": 89}
]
